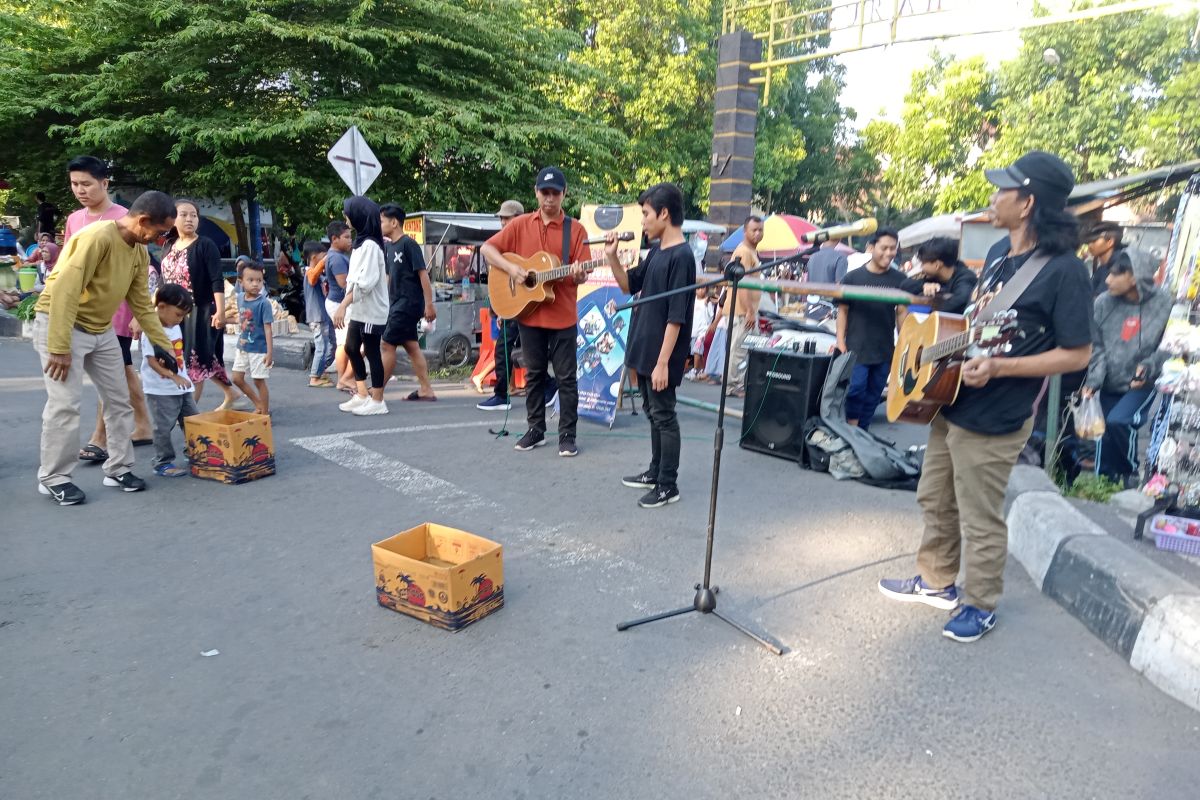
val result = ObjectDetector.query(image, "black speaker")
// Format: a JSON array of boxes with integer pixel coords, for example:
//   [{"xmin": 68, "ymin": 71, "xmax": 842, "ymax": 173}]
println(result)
[{"xmin": 739, "ymin": 349, "xmax": 832, "ymax": 463}]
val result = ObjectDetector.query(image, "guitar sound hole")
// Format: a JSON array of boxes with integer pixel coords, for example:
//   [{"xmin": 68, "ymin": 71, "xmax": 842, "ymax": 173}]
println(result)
[{"xmin": 523, "ymin": 273, "xmax": 537, "ymax": 288}]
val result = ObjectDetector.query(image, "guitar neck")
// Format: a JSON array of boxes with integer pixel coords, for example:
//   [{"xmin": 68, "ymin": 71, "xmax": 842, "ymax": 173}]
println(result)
[
  {"xmin": 920, "ymin": 327, "xmax": 979, "ymax": 366},
  {"xmin": 535, "ymin": 256, "xmax": 605, "ymax": 284}
]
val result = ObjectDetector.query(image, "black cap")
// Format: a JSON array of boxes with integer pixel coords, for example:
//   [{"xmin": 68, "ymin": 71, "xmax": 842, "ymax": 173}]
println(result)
[
  {"xmin": 985, "ymin": 150, "xmax": 1075, "ymax": 209},
  {"xmin": 535, "ymin": 166, "xmax": 566, "ymax": 192}
]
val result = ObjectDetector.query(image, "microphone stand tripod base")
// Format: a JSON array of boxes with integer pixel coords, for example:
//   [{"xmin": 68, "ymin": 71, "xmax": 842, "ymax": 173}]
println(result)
[{"xmin": 616, "ymin": 584, "xmax": 784, "ymax": 655}]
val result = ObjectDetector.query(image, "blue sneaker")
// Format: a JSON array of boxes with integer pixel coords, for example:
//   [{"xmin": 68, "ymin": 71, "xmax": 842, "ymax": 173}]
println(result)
[
  {"xmin": 942, "ymin": 605, "xmax": 996, "ymax": 643},
  {"xmin": 877, "ymin": 575, "xmax": 960, "ymax": 610}
]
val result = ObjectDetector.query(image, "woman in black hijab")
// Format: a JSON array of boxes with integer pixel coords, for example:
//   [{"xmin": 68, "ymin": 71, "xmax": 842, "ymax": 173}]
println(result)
[{"xmin": 333, "ymin": 196, "xmax": 390, "ymax": 416}]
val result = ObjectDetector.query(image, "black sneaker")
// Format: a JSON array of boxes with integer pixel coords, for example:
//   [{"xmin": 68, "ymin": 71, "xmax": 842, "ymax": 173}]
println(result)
[
  {"xmin": 38, "ymin": 481, "xmax": 86, "ymax": 506},
  {"xmin": 622, "ymin": 470, "xmax": 656, "ymax": 489},
  {"xmin": 103, "ymin": 472, "xmax": 147, "ymax": 492},
  {"xmin": 638, "ymin": 485, "xmax": 680, "ymax": 508},
  {"xmin": 558, "ymin": 437, "xmax": 578, "ymax": 457},
  {"xmin": 514, "ymin": 430, "xmax": 546, "ymax": 451}
]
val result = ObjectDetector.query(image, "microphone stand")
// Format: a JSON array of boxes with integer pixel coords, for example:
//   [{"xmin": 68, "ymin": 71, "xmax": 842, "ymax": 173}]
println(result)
[{"xmin": 615, "ymin": 251, "xmax": 808, "ymax": 655}]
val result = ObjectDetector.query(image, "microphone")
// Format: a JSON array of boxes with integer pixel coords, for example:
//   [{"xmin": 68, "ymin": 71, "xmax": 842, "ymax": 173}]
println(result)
[
  {"xmin": 585, "ymin": 231, "xmax": 636, "ymax": 245},
  {"xmin": 801, "ymin": 217, "xmax": 877, "ymax": 244}
]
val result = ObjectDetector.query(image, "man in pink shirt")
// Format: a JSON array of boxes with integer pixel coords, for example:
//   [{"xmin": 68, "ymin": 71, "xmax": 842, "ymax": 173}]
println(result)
[{"xmin": 64, "ymin": 156, "xmax": 154, "ymax": 463}]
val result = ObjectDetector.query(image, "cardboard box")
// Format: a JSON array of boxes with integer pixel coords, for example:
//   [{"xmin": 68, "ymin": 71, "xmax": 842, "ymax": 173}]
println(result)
[
  {"xmin": 184, "ymin": 410, "xmax": 275, "ymax": 484},
  {"xmin": 372, "ymin": 524, "xmax": 504, "ymax": 631}
]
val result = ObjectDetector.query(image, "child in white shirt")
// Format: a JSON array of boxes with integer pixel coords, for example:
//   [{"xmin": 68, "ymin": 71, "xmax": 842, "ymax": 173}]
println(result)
[{"xmin": 141, "ymin": 284, "xmax": 198, "ymax": 478}]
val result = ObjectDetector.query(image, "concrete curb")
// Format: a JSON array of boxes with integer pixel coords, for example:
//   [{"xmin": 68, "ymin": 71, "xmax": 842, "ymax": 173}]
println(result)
[{"xmin": 1006, "ymin": 465, "xmax": 1200, "ymax": 711}]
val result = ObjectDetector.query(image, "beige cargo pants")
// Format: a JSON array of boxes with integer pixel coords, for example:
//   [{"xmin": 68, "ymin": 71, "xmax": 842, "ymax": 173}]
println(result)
[
  {"xmin": 915, "ymin": 414, "xmax": 1033, "ymax": 611},
  {"xmin": 33, "ymin": 313, "xmax": 135, "ymax": 486}
]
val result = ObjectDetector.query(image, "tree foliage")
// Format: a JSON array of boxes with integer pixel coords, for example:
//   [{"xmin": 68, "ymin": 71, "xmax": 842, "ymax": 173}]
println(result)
[
  {"xmin": 863, "ymin": 4, "xmax": 1200, "ymax": 216},
  {"xmin": 533, "ymin": 0, "xmax": 718, "ymax": 214},
  {"xmin": 0, "ymin": 0, "xmax": 622, "ymax": 234}
]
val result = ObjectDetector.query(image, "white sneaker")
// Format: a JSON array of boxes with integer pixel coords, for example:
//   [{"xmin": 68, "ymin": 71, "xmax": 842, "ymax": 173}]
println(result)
[
  {"xmin": 352, "ymin": 398, "xmax": 389, "ymax": 416},
  {"xmin": 339, "ymin": 395, "xmax": 367, "ymax": 412}
]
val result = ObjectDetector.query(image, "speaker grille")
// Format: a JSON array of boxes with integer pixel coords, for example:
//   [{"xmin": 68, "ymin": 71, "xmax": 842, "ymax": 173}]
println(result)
[{"xmin": 739, "ymin": 349, "xmax": 832, "ymax": 463}]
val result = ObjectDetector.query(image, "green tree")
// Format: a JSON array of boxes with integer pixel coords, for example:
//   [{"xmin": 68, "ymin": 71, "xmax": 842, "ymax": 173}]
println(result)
[
  {"xmin": 1139, "ymin": 61, "xmax": 1200, "ymax": 167},
  {"xmin": 983, "ymin": 3, "xmax": 1196, "ymax": 183},
  {"xmin": 862, "ymin": 4, "xmax": 1199, "ymax": 217},
  {"xmin": 534, "ymin": 0, "xmax": 718, "ymax": 214},
  {"xmin": 861, "ymin": 54, "xmax": 998, "ymax": 217},
  {"xmin": 0, "ymin": 0, "xmax": 622, "ymax": 237}
]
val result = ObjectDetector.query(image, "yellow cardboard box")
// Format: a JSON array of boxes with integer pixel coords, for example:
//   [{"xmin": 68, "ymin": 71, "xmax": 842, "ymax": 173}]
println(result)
[
  {"xmin": 372, "ymin": 524, "xmax": 504, "ymax": 631},
  {"xmin": 184, "ymin": 410, "xmax": 275, "ymax": 484}
]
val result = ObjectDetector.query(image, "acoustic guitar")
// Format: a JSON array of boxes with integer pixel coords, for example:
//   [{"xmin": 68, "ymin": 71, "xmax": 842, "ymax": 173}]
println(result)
[
  {"xmin": 885, "ymin": 311, "xmax": 1020, "ymax": 424},
  {"xmin": 488, "ymin": 232, "xmax": 634, "ymax": 320}
]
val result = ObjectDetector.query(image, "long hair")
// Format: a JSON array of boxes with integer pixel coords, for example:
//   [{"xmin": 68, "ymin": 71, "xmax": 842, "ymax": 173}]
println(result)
[{"xmin": 1020, "ymin": 189, "xmax": 1079, "ymax": 256}]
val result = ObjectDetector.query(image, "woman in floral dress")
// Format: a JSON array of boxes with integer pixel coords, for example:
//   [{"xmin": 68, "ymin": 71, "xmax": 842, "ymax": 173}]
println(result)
[{"xmin": 160, "ymin": 199, "xmax": 236, "ymax": 408}]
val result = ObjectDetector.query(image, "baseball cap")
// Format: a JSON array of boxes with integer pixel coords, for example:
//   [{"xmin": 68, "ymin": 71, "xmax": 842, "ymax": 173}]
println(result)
[
  {"xmin": 985, "ymin": 151, "xmax": 1075, "ymax": 209},
  {"xmin": 497, "ymin": 199, "xmax": 524, "ymax": 218},
  {"xmin": 535, "ymin": 166, "xmax": 566, "ymax": 192}
]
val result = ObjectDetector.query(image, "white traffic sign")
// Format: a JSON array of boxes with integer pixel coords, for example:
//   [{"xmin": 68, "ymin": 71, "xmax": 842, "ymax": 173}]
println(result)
[{"xmin": 327, "ymin": 126, "xmax": 382, "ymax": 195}]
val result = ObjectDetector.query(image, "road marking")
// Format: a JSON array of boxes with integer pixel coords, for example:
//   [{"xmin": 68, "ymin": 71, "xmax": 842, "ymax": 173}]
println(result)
[{"xmin": 291, "ymin": 421, "xmax": 666, "ymax": 612}]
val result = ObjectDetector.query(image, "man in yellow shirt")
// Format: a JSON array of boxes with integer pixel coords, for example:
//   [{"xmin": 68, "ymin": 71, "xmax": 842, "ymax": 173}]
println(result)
[{"xmin": 34, "ymin": 190, "xmax": 180, "ymax": 505}]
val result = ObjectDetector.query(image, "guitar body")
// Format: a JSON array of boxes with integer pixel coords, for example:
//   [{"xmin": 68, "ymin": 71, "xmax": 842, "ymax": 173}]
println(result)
[
  {"xmin": 488, "ymin": 252, "xmax": 561, "ymax": 320},
  {"xmin": 886, "ymin": 312, "xmax": 969, "ymax": 424}
]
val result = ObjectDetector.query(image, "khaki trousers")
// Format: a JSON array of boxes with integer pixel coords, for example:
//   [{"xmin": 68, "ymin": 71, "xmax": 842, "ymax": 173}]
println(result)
[
  {"xmin": 33, "ymin": 314, "xmax": 135, "ymax": 486},
  {"xmin": 729, "ymin": 314, "xmax": 751, "ymax": 387},
  {"xmin": 915, "ymin": 414, "xmax": 1033, "ymax": 611}
]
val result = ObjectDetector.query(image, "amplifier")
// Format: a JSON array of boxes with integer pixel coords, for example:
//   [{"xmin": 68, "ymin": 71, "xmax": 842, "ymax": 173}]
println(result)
[{"xmin": 739, "ymin": 349, "xmax": 832, "ymax": 464}]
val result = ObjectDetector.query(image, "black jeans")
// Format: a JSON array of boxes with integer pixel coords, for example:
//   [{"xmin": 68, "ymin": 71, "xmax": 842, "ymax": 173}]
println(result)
[
  {"xmin": 493, "ymin": 319, "xmax": 521, "ymax": 400},
  {"xmin": 518, "ymin": 323, "xmax": 577, "ymax": 440},
  {"xmin": 494, "ymin": 319, "xmax": 558, "ymax": 402},
  {"xmin": 641, "ymin": 383, "xmax": 680, "ymax": 488}
]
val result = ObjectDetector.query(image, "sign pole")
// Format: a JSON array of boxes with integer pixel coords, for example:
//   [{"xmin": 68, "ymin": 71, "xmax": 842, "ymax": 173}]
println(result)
[{"xmin": 350, "ymin": 126, "xmax": 361, "ymax": 195}]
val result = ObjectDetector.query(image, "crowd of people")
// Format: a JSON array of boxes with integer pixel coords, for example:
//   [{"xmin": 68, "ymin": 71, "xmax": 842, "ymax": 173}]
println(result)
[{"xmin": 8, "ymin": 147, "xmax": 1173, "ymax": 646}]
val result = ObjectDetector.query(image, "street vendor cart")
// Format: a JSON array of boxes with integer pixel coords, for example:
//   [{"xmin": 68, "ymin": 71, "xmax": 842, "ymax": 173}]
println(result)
[{"xmin": 402, "ymin": 211, "xmax": 502, "ymax": 367}]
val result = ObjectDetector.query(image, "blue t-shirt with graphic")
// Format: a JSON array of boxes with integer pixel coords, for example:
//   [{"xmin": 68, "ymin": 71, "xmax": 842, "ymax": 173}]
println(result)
[{"xmin": 237, "ymin": 293, "xmax": 273, "ymax": 354}]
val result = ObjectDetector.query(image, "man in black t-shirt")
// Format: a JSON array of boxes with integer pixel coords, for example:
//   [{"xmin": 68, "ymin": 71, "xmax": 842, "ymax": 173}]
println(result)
[
  {"xmin": 607, "ymin": 183, "xmax": 694, "ymax": 509},
  {"xmin": 879, "ymin": 151, "xmax": 1092, "ymax": 644},
  {"xmin": 837, "ymin": 227, "xmax": 906, "ymax": 430},
  {"xmin": 379, "ymin": 204, "xmax": 437, "ymax": 400},
  {"xmin": 1084, "ymin": 220, "xmax": 1132, "ymax": 298},
  {"xmin": 899, "ymin": 236, "xmax": 978, "ymax": 314}
]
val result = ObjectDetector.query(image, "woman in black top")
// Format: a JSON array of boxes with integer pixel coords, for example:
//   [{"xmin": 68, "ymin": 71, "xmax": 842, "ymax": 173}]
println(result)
[{"xmin": 158, "ymin": 199, "xmax": 235, "ymax": 408}]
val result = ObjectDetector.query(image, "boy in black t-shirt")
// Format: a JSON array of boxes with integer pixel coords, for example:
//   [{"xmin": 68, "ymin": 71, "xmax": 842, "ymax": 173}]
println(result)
[
  {"xmin": 607, "ymin": 183, "xmax": 695, "ymax": 508},
  {"xmin": 879, "ymin": 151, "xmax": 1093, "ymax": 644},
  {"xmin": 898, "ymin": 236, "xmax": 978, "ymax": 314},
  {"xmin": 379, "ymin": 204, "xmax": 437, "ymax": 401},
  {"xmin": 837, "ymin": 228, "xmax": 906, "ymax": 430}
]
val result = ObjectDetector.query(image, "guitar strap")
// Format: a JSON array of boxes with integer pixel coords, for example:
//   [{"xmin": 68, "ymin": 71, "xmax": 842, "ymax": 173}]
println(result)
[
  {"xmin": 562, "ymin": 217, "xmax": 572, "ymax": 266},
  {"xmin": 975, "ymin": 250, "xmax": 1051, "ymax": 320}
]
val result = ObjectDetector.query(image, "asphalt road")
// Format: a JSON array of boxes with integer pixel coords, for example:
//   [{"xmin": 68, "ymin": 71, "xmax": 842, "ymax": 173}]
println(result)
[{"xmin": 2, "ymin": 338, "xmax": 1198, "ymax": 800}]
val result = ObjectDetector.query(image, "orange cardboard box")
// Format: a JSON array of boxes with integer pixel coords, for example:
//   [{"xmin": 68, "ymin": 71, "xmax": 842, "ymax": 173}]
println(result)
[
  {"xmin": 184, "ymin": 410, "xmax": 275, "ymax": 484},
  {"xmin": 372, "ymin": 524, "xmax": 504, "ymax": 631}
]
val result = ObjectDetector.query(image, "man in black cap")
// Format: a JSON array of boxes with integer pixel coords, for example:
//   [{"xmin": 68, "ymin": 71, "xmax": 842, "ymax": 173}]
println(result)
[
  {"xmin": 879, "ymin": 150, "xmax": 1092, "ymax": 643},
  {"xmin": 1084, "ymin": 220, "xmax": 1132, "ymax": 298},
  {"xmin": 477, "ymin": 200, "xmax": 560, "ymax": 412},
  {"xmin": 481, "ymin": 168, "xmax": 589, "ymax": 456}
]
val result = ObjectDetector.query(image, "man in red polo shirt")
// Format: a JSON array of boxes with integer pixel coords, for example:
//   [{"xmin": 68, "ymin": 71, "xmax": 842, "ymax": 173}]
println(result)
[{"xmin": 481, "ymin": 167, "xmax": 589, "ymax": 456}]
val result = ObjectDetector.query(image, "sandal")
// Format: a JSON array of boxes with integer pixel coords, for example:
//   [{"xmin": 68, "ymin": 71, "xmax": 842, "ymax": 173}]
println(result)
[
  {"xmin": 308, "ymin": 377, "xmax": 334, "ymax": 388},
  {"xmin": 405, "ymin": 390, "xmax": 438, "ymax": 402},
  {"xmin": 154, "ymin": 463, "xmax": 188, "ymax": 478},
  {"xmin": 79, "ymin": 444, "xmax": 108, "ymax": 463}
]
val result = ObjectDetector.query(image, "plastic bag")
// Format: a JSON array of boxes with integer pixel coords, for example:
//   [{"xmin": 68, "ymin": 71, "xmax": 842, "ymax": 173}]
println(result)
[{"xmin": 1073, "ymin": 393, "xmax": 1106, "ymax": 440}]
